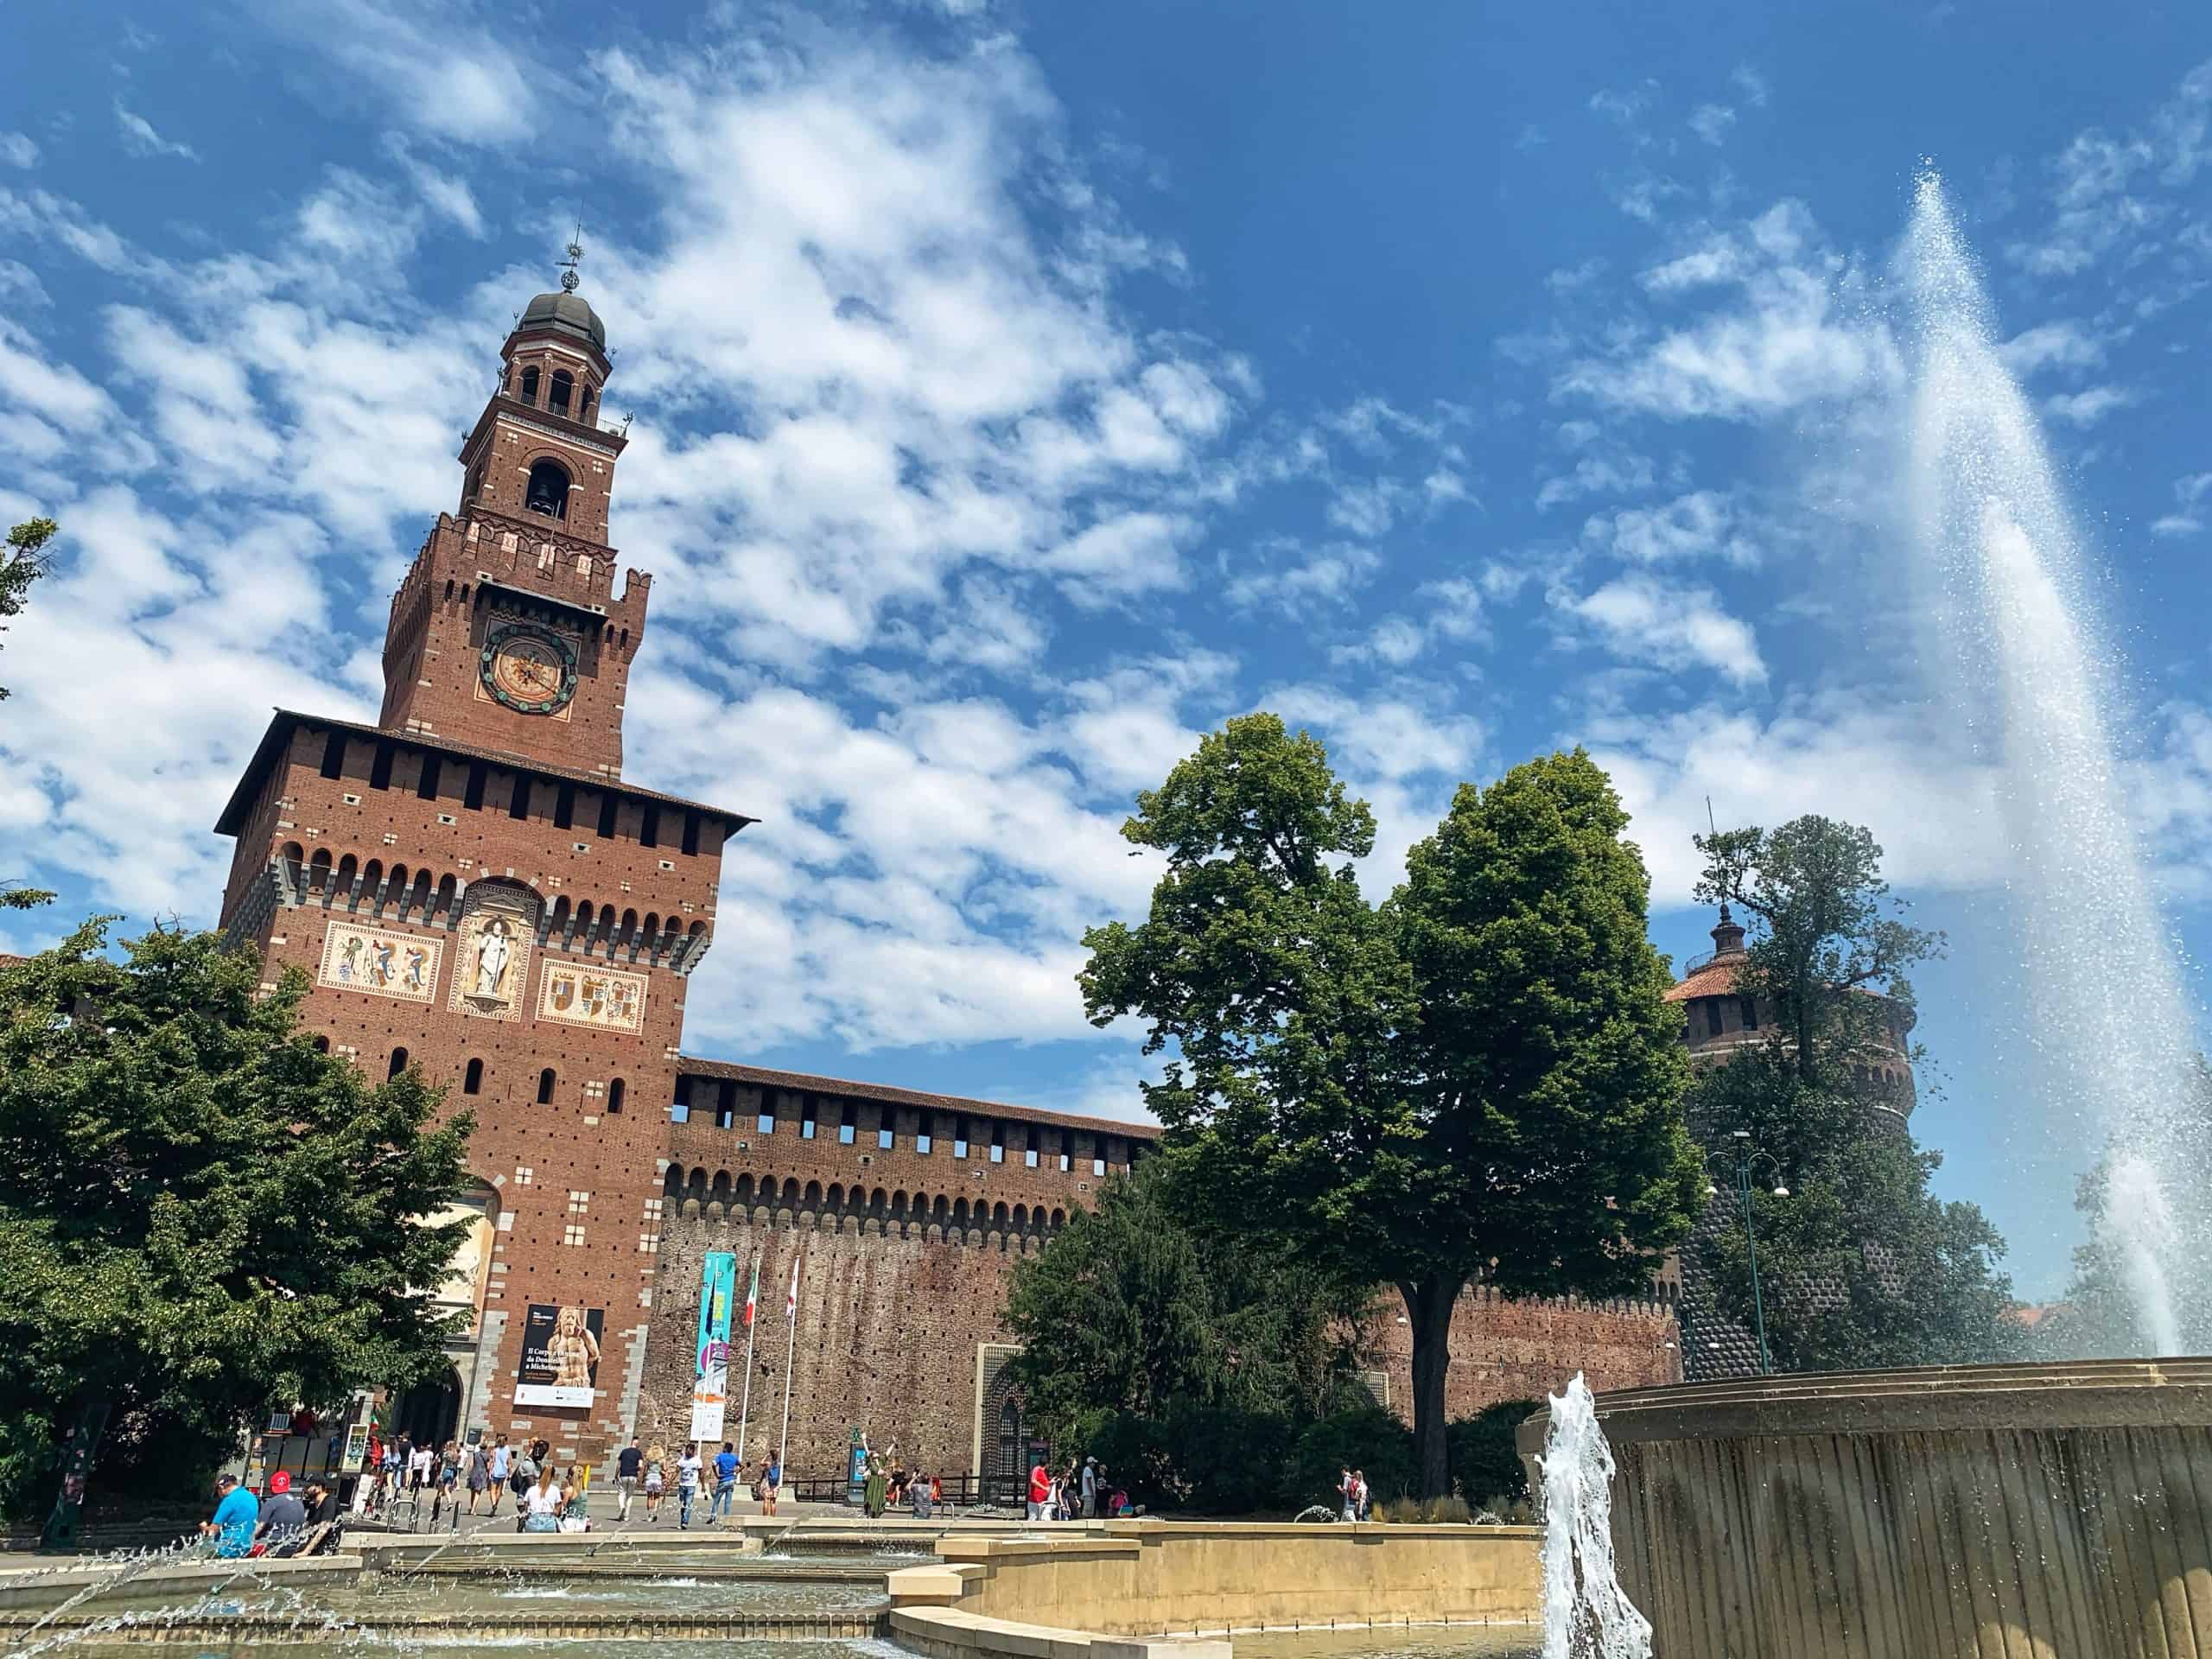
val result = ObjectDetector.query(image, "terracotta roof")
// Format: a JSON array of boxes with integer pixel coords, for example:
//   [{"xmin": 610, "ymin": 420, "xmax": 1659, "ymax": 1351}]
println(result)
[
  {"xmin": 1664, "ymin": 956, "xmax": 1744, "ymax": 1003},
  {"xmin": 674, "ymin": 1058, "xmax": 1162, "ymax": 1141},
  {"xmin": 213, "ymin": 709, "xmax": 757, "ymax": 837}
]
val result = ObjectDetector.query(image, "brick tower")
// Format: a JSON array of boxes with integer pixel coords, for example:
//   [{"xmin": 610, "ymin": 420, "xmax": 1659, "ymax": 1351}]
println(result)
[{"xmin": 214, "ymin": 263, "xmax": 752, "ymax": 1459}]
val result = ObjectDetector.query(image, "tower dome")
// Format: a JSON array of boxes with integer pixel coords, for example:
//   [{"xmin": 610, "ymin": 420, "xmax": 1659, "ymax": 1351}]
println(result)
[{"xmin": 517, "ymin": 289, "xmax": 607, "ymax": 353}]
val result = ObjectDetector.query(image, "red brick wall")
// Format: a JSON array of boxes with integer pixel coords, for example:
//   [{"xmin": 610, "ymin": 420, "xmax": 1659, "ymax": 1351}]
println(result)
[
  {"xmin": 1361, "ymin": 1285, "xmax": 1682, "ymax": 1421},
  {"xmin": 640, "ymin": 1209, "xmax": 1031, "ymax": 1480}
]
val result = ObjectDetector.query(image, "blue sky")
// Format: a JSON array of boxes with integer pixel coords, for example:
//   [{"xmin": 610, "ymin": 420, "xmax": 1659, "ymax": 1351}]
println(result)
[{"xmin": 3, "ymin": 0, "xmax": 2209, "ymax": 1299}]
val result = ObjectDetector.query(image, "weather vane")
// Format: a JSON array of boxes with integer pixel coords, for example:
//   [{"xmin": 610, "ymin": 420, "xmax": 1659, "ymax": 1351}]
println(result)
[{"xmin": 558, "ymin": 221, "xmax": 585, "ymax": 294}]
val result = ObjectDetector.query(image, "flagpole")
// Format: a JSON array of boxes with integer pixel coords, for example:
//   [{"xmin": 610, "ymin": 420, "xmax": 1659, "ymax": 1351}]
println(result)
[
  {"xmin": 777, "ymin": 1248, "xmax": 802, "ymax": 1475},
  {"xmin": 734, "ymin": 1250, "xmax": 760, "ymax": 1462}
]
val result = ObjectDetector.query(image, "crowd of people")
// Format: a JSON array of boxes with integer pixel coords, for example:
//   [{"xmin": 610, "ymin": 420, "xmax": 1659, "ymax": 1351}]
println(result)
[
  {"xmin": 1337, "ymin": 1466, "xmax": 1372, "ymax": 1522},
  {"xmin": 605, "ymin": 1437, "xmax": 787, "ymax": 1529},
  {"xmin": 347, "ymin": 1430, "xmax": 594, "ymax": 1531},
  {"xmin": 1024, "ymin": 1454, "xmax": 1128, "ymax": 1521},
  {"xmin": 200, "ymin": 1470, "xmax": 346, "ymax": 1559}
]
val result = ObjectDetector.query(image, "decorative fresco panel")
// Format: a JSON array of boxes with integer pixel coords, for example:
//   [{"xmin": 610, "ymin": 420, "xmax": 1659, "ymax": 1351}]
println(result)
[
  {"xmin": 448, "ymin": 881, "xmax": 540, "ymax": 1021},
  {"xmin": 316, "ymin": 921, "xmax": 441, "ymax": 1002},
  {"xmin": 537, "ymin": 961, "xmax": 648, "ymax": 1033}
]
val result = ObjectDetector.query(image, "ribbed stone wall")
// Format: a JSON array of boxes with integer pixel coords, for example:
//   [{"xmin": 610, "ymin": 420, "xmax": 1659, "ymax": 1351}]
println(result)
[{"xmin": 1519, "ymin": 1360, "xmax": 2212, "ymax": 1659}]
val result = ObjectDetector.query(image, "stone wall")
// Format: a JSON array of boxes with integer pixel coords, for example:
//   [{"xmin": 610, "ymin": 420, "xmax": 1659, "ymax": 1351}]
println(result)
[
  {"xmin": 644, "ymin": 1199, "xmax": 1682, "ymax": 1482},
  {"xmin": 1362, "ymin": 1282, "xmax": 1682, "ymax": 1421},
  {"xmin": 640, "ymin": 1206, "xmax": 1032, "ymax": 1478}
]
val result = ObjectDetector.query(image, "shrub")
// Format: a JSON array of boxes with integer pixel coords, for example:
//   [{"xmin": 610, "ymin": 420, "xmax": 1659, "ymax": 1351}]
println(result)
[
  {"xmin": 1446, "ymin": 1399, "xmax": 1541, "ymax": 1504},
  {"xmin": 1376, "ymin": 1493, "xmax": 1473, "ymax": 1524},
  {"xmin": 1285, "ymin": 1403, "xmax": 1414, "ymax": 1511}
]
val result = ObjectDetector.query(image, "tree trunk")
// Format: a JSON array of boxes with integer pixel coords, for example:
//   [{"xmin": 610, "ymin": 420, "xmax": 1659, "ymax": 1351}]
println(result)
[{"xmin": 1402, "ymin": 1275, "xmax": 1463, "ymax": 1499}]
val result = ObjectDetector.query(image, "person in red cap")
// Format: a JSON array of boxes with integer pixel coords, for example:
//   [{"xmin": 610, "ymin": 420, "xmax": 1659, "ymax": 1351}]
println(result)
[{"xmin": 255, "ymin": 1469, "xmax": 307, "ymax": 1555}]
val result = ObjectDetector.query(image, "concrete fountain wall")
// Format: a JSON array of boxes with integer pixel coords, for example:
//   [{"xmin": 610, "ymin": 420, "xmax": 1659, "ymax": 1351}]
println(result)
[{"xmin": 1518, "ymin": 1359, "xmax": 2212, "ymax": 1659}]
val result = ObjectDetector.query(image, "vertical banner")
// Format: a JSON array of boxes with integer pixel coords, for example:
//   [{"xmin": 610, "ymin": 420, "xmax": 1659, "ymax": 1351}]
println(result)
[{"xmin": 690, "ymin": 1252, "xmax": 736, "ymax": 1440}]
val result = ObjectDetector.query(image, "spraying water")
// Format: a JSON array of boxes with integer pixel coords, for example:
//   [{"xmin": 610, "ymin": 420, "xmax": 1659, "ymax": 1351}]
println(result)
[
  {"xmin": 1902, "ymin": 173, "xmax": 2201, "ymax": 1352},
  {"xmin": 1537, "ymin": 1375, "xmax": 1651, "ymax": 1659}
]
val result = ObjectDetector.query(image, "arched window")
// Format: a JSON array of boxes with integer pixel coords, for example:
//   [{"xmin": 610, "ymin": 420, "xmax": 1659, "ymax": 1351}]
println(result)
[
  {"xmin": 464, "ymin": 1058, "xmax": 484, "ymax": 1096},
  {"xmin": 607, "ymin": 1077, "xmax": 626, "ymax": 1115},
  {"xmin": 1704, "ymin": 998, "xmax": 1726, "ymax": 1039},
  {"xmin": 312, "ymin": 1034, "xmax": 331, "ymax": 1054},
  {"xmin": 524, "ymin": 460, "xmax": 570, "ymax": 520},
  {"xmin": 1739, "ymin": 995, "xmax": 1758, "ymax": 1031},
  {"xmin": 580, "ymin": 388, "xmax": 595, "ymax": 424},
  {"xmin": 537, "ymin": 1067, "xmax": 556, "ymax": 1104},
  {"xmin": 518, "ymin": 365, "xmax": 539, "ymax": 404},
  {"xmin": 388, "ymin": 1046, "xmax": 409, "ymax": 1078},
  {"xmin": 549, "ymin": 370, "xmax": 573, "ymax": 414}
]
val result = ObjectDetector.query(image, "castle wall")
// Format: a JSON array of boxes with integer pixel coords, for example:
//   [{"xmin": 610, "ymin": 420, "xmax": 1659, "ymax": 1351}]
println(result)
[
  {"xmin": 640, "ymin": 1206, "xmax": 1032, "ymax": 1479},
  {"xmin": 1362, "ymin": 1285, "xmax": 1682, "ymax": 1420}
]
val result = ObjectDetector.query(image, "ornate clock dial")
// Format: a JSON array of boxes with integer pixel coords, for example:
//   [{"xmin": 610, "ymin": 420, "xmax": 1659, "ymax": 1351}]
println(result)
[{"xmin": 480, "ymin": 621, "xmax": 578, "ymax": 715}]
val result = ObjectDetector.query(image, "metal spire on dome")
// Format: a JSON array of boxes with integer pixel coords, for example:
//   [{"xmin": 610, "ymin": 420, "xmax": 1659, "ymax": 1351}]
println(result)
[{"xmin": 557, "ymin": 223, "xmax": 584, "ymax": 294}]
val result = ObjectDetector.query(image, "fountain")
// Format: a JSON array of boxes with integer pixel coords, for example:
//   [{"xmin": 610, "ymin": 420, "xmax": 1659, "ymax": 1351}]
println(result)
[
  {"xmin": 1535, "ymin": 1377, "xmax": 1650, "ymax": 1659},
  {"xmin": 1514, "ymin": 175, "xmax": 2212, "ymax": 1659},
  {"xmin": 1903, "ymin": 169, "xmax": 2205, "ymax": 1351}
]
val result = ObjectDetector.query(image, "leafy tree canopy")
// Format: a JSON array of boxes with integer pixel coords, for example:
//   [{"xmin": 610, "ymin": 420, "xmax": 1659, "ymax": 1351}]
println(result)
[
  {"xmin": 1001, "ymin": 1157, "xmax": 1362, "ymax": 1447},
  {"xmin": 1688, "ymin": 817, "xmax": 2015, "ymax": 1370},
  {"xmin": 0, "ymin": 921, "xmax": 474, "ymax": 1516},
  {"xmin": 1081, "ymin": 716, "xmax": 1701, "ymax": 1493}
]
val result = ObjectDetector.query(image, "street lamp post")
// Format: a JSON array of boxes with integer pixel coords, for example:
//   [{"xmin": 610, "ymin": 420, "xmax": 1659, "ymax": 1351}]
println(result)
[{"xmin": 1706, "ymin": 1129, "xmax": 1789, "ymax": 1376}]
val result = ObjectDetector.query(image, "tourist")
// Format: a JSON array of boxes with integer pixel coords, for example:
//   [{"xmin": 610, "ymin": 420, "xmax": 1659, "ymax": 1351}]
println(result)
[
  {"xmin": 616, "ymin": 1437, "xmax": 642, "ymax": 1521},
  {"xmin": 643, "ymin": 1441, "xmax": 667, "ymax": 1521},
  {"xmin": 1338, "ymin": 1467, "xmax": 1356, "ymax": 1522},
  {"xmin": 1027, "ymin": 1458, "xmax": 1049, "ymax": 1522},
  {"xmin": 408, "ymin": 1437, "xmax": 434, "ymax": 1501},
  {"xmin": 762, "ymin": 1451, "xmax": 781, "ymax": 1518},
  {"xmin": 1353, "ymin": 1469, "xmax": 1370, "ymax": 1522},
  {"xmin": 302, "ymin": 1478, "xmax": 344, "ymax": 1554},
  {"xmin": 466, "ymin": 1439, "xmax": 491, "ymax": 1515},
  {"xmin": 486, "ymin": 1436, "xmax": 511, "ymax": 1517},
  {"xmin": 1079, "ymin": 1456, "xmax": 1098, "ymax": 1519},
  {"xmin": 910, "ymin": 1466, "xmax": 933, "ymax": 1519},
  {"xmin": 522, "ymin": 1463, "xmax": 563, "ymax": 1534},
  {"xmin": 256, "ymin": 1471, "xmax": 308, "ymax": 1556},
  {"xmin": 712, "ymin": 1440, "xmax": 740, "ymax": 1521},
  {"xmin": 677, "ymin": 1440, "xmax": 703, "ymax": 1529},
  {"xmin": 203, "ymin": 1472, "xmax": 258, "ymax": 1559},
  {"xmin": 863, "ymin": 1454, "xmax": 887, "ymax": 1520},
  {"xmin": 561, "ymin": 1466, "xmax": 591, "ymax": 1532}
]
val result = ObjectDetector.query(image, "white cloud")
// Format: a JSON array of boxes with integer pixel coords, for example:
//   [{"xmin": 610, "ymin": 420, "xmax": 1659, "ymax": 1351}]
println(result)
[
  {"xmin": 1688, "ymin": 105, "xmax": 1737, "ymax": 147},
  {"xmin": 1731, "ymin": 67, "xmax": 1770, "ymax": 109},
  {"xmin": 1561, "ymin": 201, "xmax": 1898, "ymax": 422},
  {"xmin": 1224, "ymin": 541, "xmax": 1380, "ymax": 614},
  {"xmin": 2150, "ymin": 473, "xmax": 2212, "ymax": 538},
  {"xmin": 1553, "ymin": 573, "xmax": 1766, "ymax": 685},
  {"xmin": 0, "ymin": 133, "xmax": 36, "ymax": 169},
  {"xmin": 1537, "ymin": 447, "xmax": 1656, "ymax": 511},
  {"xmin": 2044, "ymin": 385, "xmax": 2139, "ymax": 429},
  {"xmin": 1269, "ymin": 687, "xmax": 1484, "ymax": 783},
  {"xmin": 245, "ymin": 0, "xmax": 544, "ymax": 146},
  {"xmin": 1582, "ymin": 490, "xmax": 1758, "ymax": 566},
  {"xmin": 114, "ymin": 104, "xmax": 199, "ymax": 162},
  {"xmin": 1999, "ymin": 321, "xmax": 2106, "ymax": 378}
]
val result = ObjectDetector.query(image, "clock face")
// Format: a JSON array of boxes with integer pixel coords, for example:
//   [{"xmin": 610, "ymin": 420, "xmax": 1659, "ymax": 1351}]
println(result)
[{"xmin": 480, "ymin": 622, "xmax": 577, "ymax": 715}]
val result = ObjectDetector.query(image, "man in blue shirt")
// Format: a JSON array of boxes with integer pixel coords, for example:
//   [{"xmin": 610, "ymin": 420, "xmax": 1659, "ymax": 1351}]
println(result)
[
  {"xmin": 202, "ymin": 1473, "xmax": 258, "ymax": 1558},
  {"xmin": 711, "ymin": 1441, "xmax": 740, "ymax": 1519}
]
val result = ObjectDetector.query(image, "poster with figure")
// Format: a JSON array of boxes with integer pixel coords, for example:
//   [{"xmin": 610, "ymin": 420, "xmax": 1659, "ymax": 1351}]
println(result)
[
  {"xmin": 448, "ymin": 883, "xmax": 538, "ymax": 1021},
  {"xmin": 537, "ymin": 962, "xmax": 648, "ymax": 1033},
  {"xmin": 690, "ymin": 1252, "xmax": 736, "ymax": 1440},
  {"xmin": 316, "ymin": 922, "xmax": 440, "ymax": 1003},
  {"xmin": 513, "ymin": 1303, "xmax": 604, "ymax": 1408}
]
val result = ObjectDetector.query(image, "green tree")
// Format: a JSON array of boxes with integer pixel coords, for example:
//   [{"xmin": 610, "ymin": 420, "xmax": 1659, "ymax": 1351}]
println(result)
[
  {"xmin": 0, "ymin": 921, "xmax": 475, "ymax": 1516},
  {"xmin": 1694, "ymin": 817, "xmax": 1941, "ymax": 1083},
  {"xmin": 1081, "ymin": 719, "xmax": 1701, "ymax": 1496},
  {"xmin": 1688, "ymin": 818, "xmax": 2018, "ymax": 1369},
  {"xmin": 1001, "ymin": 1159, "xmax": 1357, "ymax": 1449},
  {"xmin": 2, "ymin": 518, "xmax": 58, "ymax": 910}
]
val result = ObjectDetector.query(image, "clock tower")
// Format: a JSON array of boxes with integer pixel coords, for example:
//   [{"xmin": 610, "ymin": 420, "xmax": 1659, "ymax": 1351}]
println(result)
[{"xmin": 378, "ymin": 255, "xmax": 644, "ymax": 778}]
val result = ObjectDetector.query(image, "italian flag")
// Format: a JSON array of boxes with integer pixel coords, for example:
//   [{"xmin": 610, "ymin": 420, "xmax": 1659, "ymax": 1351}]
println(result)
[{"xmin": 742, "ymin": 1255, "xmax": 760, "ymax": 1328}]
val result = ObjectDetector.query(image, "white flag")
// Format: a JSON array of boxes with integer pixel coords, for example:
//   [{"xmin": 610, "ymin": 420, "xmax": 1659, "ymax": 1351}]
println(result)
[{"xmin": 785, "ymin": 1253, "xmax": 800, "ymax": 1319}]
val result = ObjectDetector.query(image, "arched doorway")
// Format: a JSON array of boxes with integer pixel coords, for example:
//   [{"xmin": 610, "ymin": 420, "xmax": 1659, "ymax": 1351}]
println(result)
[
  {"xmin": 391, "ymin": 1365, "xmax": 461, "ymax": 1447},
  {"xmin": 995, "ymin": 1393, "xmax": 1026, "ymax": 1502}
]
